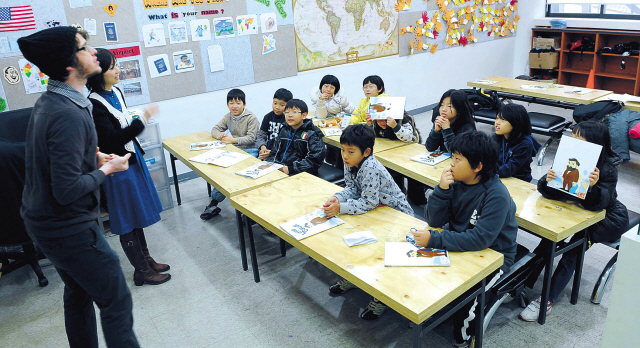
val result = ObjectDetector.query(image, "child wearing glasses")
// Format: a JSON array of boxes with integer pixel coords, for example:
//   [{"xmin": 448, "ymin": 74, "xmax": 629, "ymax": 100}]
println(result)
[
  {"xmin": 266, "ymin": 99, "xmax": 326, "ymax": 176},
  {"xmin": 426, "ymin": 89, "xmax": 477, "ymax": 153},
  {"xmin": 322, "ymin": 124, "xmax": 413, "ymax": 321},
  {"xmin": 201, "ymin": 88, "xmax": 259, "ymax": 220},
  {"xmin": 349, "ymin": 75, "xmax": 389, "ymax": 125}
]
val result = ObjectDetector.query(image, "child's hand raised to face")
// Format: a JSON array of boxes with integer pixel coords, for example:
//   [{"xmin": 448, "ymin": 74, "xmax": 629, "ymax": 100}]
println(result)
[
  {"xmin": 322, "ymin": 196, "xmax": 340, "ymax": 218},
  {"xmin": 436, "ymin": 115, "xmax": 450, "ymax": 130},
  {"xmin": 588, "ymin": 167, "xmax": 600, "ymax": 187},
  {"xmin": 546, "ymin": 168, "xmax": 557, "ymax": 182},
  {"xmin": 439, "ymin": 168, "xmax": 455, "ymax": 190},
  {"xmin": 365, "ymin": 113, "xmax": 373, "ymax": 126},
  {"xmin": 386, "ymin": 117, "xmax": 397, "ymax": 128}
]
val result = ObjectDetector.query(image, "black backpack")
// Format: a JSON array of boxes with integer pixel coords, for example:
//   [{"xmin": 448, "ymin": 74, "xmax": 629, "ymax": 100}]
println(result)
[
  {"xmin": 573, "ymin": 100, "xmax": 623, "ymax": 124},
  {"xmin": 431, "ymin": 89, "xmax": 504, "ymax": 122}
]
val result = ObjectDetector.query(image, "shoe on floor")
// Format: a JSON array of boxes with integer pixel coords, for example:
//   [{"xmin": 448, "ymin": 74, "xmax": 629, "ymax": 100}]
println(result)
[
  {"xmin": 329, "ymin": 279, "xmax": 357, "ymax": 294},
  {"xmin": 200, "ymin": 204, "xmax": 221, "ymax": 220},
  {"xmin": 360, "ymin": 297, "xmax": 388, "ymax": 320},
  {"xmin": 452, "ymin": 336, "xmax": 475, "ymax": 348},
  {"xmin": 519, "ymin": 296, "xmax": 552, "ymax": 322}
]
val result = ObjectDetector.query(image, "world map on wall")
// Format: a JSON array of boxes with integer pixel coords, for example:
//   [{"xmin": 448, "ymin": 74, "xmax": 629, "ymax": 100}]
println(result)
[{"xmin": 293, "ymin": 0, "xmax": 399, "ymax": 72}]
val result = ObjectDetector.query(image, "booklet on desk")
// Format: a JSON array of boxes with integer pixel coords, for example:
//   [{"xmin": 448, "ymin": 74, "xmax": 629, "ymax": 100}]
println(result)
[
  {"xmin": 280, "ymin": 209, "xmax": 345, "ymax": 241},
  {"xmin": 190, "ymin": 141, "xmax": 226, "ymax": 151},
  {"xmin": 235, "ymin": 162, "xmax": 283, "ymax": 179},
  {"xmin": 324, "ymin": 128, "xmax": 343, "ymax": 136},
  {"xmin": 385, "ymin": 242, "xmax": 450, "ymax": 267},
  {"xmin": 564, "ymin": 87, "xmax": 595, "ymax": 95},
  {"xmin": 410, "ymin": 151, "xmax": 451, "ymax": 165},
  {"xmin": 369, "ymin": 97, "xmax": 406, "ymax": 120},
  {"xmin": 188, "ymin": 149, "xmax": 250, "ymax": 167},
  {"xmin": 546, "ymin": 135, "xmax": 602, "ymax": 199},
  {"xmin": 520, "ymin": 84, "xmax": 549, "ymax": 90}
]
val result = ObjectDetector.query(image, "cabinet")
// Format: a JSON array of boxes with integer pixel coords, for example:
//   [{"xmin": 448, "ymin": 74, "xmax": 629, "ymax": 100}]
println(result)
[
  {"xmin": 531, "ymin": 28, "xmax": 640, "ymax": 96},
  {"xmin": 138, "ymin": 121, "xmax": 174, "ymax": 211}
]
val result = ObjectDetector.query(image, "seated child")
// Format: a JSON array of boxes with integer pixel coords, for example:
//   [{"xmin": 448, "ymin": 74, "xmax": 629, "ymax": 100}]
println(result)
[
  {"xmin": 201, "ymin": 88, "xmax": 259, "ymax": 220},
  {"xmin": 310, "ymin": 74, "xmax": 354, "ymax": 119},
  {"xmin": 519, "ymin": 121, "xmax": 628, "ymax": 322},
  {"xmin": 493, "ymin": 104, "xmax": 541, "ymax": 182},
  {"xmin": 425, "ymin": 89, "xmax": 476, "ymax": 153},
  {"xmin": 323, "ymin": 124, "xmax": 414, "ymax": 320},
  {"xmin": 349, "ymin": 75, "xmax": 389, "ymax": 125},
  {"xmin": 266, "ymin": 99, "xmax": 326, "ymax": 175},
  {"xmin": 411, "ymin": 131, "xmax": 518, "ymax": 348},
  {"xmin": 256, "ymin": 88, "xmax": 293, "ymax": 160}
]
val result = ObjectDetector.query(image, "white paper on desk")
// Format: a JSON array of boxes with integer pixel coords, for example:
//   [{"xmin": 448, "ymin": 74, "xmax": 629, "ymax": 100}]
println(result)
[
  {"xmin": 520, "ymin": 84, "xmax": 549, "ymax": 90},
  {"xmin": 188, "ymin": 149, "xmax": 250, "ymax": 167},
  {"xmin": 607, "ymin": 94, "xmax": 640, "ymax": 103},
  {"xmin": 190, "ymin": 141, "xmax": 226, "ymax": 151},
  {"xmin": 343, "ymin": 231, "xmax": 378, "ymax": 247},
  {"xmin": 385, "ymin": 242, "xmax": 450, "ymax": 267},
  {"xmin": 207, "ymin": 45, "xmax": 224, "ymax": 72},
  {"xmin": 280, "ymin": 209, "xmax": 344, "ymax": 241},
  {"xmin": 410, "ymin": 151, "xmax": 451, "ymax": 165},
  {"xmin": 474, "ymin": 79, "xmax": 498, "ymax": 85},
  {"xmin": 369, "ymin": 97, "xmax": 406, "ymax": 120},
  {"xmin": 324, "ymin": 128, "xmax": 342, "ymax": 136},
  {"xmin": 564, "ymin": 87, "xmax": 595, "ymax": 95},
  {"xmin": 546, "ymin": 135, "xmax": 602, "ymax": 200},
  {"xmin": 235, "ymin": 162, "xmax": 283, "ymax": 179}
]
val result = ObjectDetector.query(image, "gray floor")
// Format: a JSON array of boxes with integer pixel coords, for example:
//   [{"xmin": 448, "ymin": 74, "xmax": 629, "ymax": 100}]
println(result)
[{"xmin": 2, "ymin": 107, "xmax": 638, "ymax": 347}]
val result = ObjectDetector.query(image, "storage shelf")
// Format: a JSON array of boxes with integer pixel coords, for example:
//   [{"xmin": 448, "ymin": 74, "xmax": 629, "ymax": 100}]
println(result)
[
  {"xmin": 562, "ymin": 50, "xmax": 595, "ymax": 54},
  {"xmin": 599, "ymin": 53, "xmax": 640, "ymax": 58},
  {"xmin": 595, "ymin": 72, "xmax": 638, "ymax": 80},
  {"xmin": 562, "ymin": 69, "xmax": 590, "ymax": 75}
]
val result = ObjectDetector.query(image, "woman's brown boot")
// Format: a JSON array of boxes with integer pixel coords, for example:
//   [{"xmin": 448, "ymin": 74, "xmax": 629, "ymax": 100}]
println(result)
[
  {"xmin": 135, "ymin": 228, "xmax": 170, "ymax": 272},
  {"xmin": 120, "ymin": 232, "xmax": 171, "ymax": 286}
]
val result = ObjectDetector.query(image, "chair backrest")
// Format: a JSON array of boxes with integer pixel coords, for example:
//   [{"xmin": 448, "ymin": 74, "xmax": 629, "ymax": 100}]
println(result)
[{"xmin": 0, "ymin": 107, "xmax": 33, "ymax": 143}]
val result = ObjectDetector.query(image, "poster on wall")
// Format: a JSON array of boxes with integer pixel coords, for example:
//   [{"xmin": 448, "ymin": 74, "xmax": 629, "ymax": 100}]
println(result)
[
  {"xmin": 18, "ymin": 59, "xmax": 48, "ymax": 94},
  {"xmin": 236, "ymin": 15, "xmax": 258, "ymax": 36},
  {"xmin": 213, "ymin": 17, "xmax": 234, "ymax": 38},
  {"xmin": 142, "ymin": 23, "xmax": 166, "ymax": 48},
  {"xmin": 168, "ymin": 21, "xmax": 188, "ymax": 44},
  {"xmin": 260, "ymin": 13, "xmax": 277, "ymax": 33},
  {"xmin": 104, "ymin": 22, "xmax": 118, "ymax": 42},
  {"xmin": 118, "ymin": 59, "xmax": 142, "ymax": 81},
  {"xmin": 146, "ymin": 54, "xmax": 171, "ymax": 78},
  {"xmin": 207, "ymin": 45, "xmax": 224, "ymax": 72},
  {"xmin": 172, "ymin": 50, "xmax": 195, "ymax": 73},
  {"xmin": 190, "ymin": 19, "xmax": 211, "ymax": 41}
]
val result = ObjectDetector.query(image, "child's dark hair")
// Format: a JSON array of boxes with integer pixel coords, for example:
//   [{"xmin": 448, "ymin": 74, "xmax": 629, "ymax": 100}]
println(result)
[
  {"xmin": 285, "ymin": 99, "xmax": 308, "ymax": 114},
  {"xmin": 86, "ymin": 48, "xmax": 116, "ymax": 93},
  {"xmin": 340, "ymin": 124, "xmax": 375, "ymax": 155},
  {"xmin": 438, "ymin": 89, "xmax": 476, "ymax": 132},
  {"xmin": 363, "ymin": 75, "xmax": 385, "ymax": 94},
  {"xmin": 572, "ymin": 121, "xmax": 618, "ymax": 168},
  {"xmin": 496, "ymin": 104, "xmax": 532, "ymax": 146},
  {"xmin": 319, "ymin": 74, "xmax": 340, "ymax": 94},
  {"xmin": 273, "ymin": 88, "xmax": 293, "ymax": 103},
  {"xmin": 227, "ymin": 88, "xmax": 246, "ymax": 104},
  {"xmin": 449, "ymin": 131, "xmax": 499, "ymax": 183}
]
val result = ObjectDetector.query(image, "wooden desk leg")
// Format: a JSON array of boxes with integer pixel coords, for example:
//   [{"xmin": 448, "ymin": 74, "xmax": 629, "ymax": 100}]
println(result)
[
  {"xmin": 235, "ymin": 210, "xmax": 248, "ymax": 271},
  {"xmin": 474, "ymin": 278, "xmax": 487, "ymax": 348},
  {"xmin": 538, "ymin": 241, "xmax": 556, "ymax": 325},
  {"xmin": 571, "ymin": 233, "xmax": 588, "ymax": 305},
  {"xmin": 280, "ymin": 238, "xmax": 286, "ymax": 257},
  {"xmin": 244, "ymin": 215, "xmax": 261, "ymax": 283},
  {"xmin": 169, "ymin": 153, "xmax": 181, "ymax": 205},
  {"xmin": 410, "ymin": 322, "xmax": 423, "ymax": 348}
]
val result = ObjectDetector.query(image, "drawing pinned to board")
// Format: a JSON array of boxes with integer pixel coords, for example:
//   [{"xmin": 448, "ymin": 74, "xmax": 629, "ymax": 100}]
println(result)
[
  {"xmin": 547, "ymin": 135, "xmax": 602, "ymax": 199},
  {"xmin": 262, "ymin": 34, "xmax": 276, "ymax": 54},
  {"xmin": 18, "ymin": 59, "xmax": 48, "ymax": 94},
  {"xmin": 236, "ymin": 15, "xmax": 258, "ymax": 36},
  {"xmin": 146, "ymin": 54, "xmax": 171, "ymax": 78},
  {"xmin": 84, "ymin": 19, "xmax": 97, "ymax": 35},
  {"xmin": 44, "ymin": 20, "xmax": 62, "ymax": 28},
  {"xmin": 168, "ymin": 21, "xmax": 188, "ymax": 44},
  {"xmin": 207, "ymin": 45, "xmax": 224, "ymax": 72},
  {"xmin": 173, "ymin": 50, "xmax": 195, "ymax": 73},
  {"xmin": 117, "ymin": 60, "xmax": 142, "ymax": 81},
  {"xmin": 69, "ymin": 0, "xmax": 92, "ymax": 8},
  {"xmin": 213, "ymin": 17, "xmax": 235, "ymax": 38},
  {"xmin": 190, "ymin": 19, "xmax": 211, "ymax": 41},
  {"xmin": 274, "ymin": 0, "xmax": 287, "ymax": 18},
  {"xmin": 260, "ymin": 13, "xmax": 277, "ymax": 33},
  {"xmin": 3, "ymin": 66, "xmax": 20, "ymax": 85},
  {"xmin": 122, "ymin": 82, "xmax": 143, "ymax": 97},
  {"xmin": 104, "ymin": 4, "xmax": 118, "ymax": 16},
  {"xmin": 142, "ymin": 23, "xmax": 166, "ymax": 47},
  {"xmin": 104, "ymin": 22, "xmax": 118, "ymax": 42}
]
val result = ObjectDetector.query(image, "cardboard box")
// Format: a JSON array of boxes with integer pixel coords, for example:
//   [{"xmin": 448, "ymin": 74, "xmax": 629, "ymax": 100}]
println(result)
[
  {"xmin": 533, "ymin": 37, "xmax": 561, "ymax": 49},
  {"xmin": 529, "ymin": 52, "xmax": 559, "ymax": 69},
  {"xmin": 539, "ymin": 78, "xmax": 558, "ymax": 84}
]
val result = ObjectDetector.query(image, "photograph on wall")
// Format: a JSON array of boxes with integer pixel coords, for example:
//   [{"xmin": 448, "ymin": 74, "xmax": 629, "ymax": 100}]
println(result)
[
  {"xmin": 84, "ymin": 18, "xmax": 97, "ymax": 36},
  {"xmin": 117, "ymin": 59, "xmax": 142, "ymax": 81},
  {"xmin": 172, "ymin": 50, "xmax": 195, "ymax": 73},
  {"xmin": 236, "ymin": 15, "xmax": 258, "ymax": 36},
  {"xmin": 213, "ymin": 17, "xmax": 235, "ymax": 38},
  {"xmin": 142, "ymin": 23, "xmax": 167, "ymax": 48},
  {"xmin": 190, "ymin": 19, "xmax": 211, "ymax": 41},
  {"xmin": 260, "ymin": 12, "xmax": 277, "ymax": 33},
  {"xmin": 547, "ymin": 135, "xmax": 602, "ymax": 199},
  {"xmin": 146, "ymin": 54, "xmax": 171, "ymax": 78},
  {"xmin": 121, "ymin": 82, "xmax": 143, "ymax": 97},
  {"xmin": 168, "ymin": 21, "xmax": 188, "ymax": 44},
  {"xmin": 104, "ymin": 22, "xmax": 118, "ymax": 42},
  {"xmin": 18, "ymin": 59, "xmax": 48, "ymax": 94}
]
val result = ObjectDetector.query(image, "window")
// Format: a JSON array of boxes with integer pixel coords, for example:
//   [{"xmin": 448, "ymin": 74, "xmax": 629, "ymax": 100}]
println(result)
[{"xmin": 546, "ymin": 0, "xmax": 640, "ymax": 19}]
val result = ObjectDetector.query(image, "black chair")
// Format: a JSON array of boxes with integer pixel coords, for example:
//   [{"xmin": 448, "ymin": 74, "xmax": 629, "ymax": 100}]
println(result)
[
  {"xmin": 0, "ymin": 107, "xmax": 48, "ymax": 287},
  {"xmin": 317, "ymin": 162, "xmax": 345, "ymax": 186},
  {"xmin": 591, "ymin": 209, "xmax": 640, "ymax": 304}
]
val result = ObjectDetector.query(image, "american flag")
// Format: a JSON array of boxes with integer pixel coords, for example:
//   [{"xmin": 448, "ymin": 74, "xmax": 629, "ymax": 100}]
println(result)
[{"xmin": 0, "ymin": 6, "xmax": 36, "ymax": 33}]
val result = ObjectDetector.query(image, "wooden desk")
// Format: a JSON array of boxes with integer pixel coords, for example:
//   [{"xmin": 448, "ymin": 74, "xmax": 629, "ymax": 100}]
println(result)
[
  {"xmin": 467, "ymin": 76, "xmax": 612, "ymax": 105},
  {"xmin": 162, "ymin": 131, "xmax": 289, "ymax": 272},
  {"xmin": 323, "ymin": 135, "xmax": 411, "ymax": 154},
  {"xmin": 375, "ymin": 144, "xmax": 605, "ymax": 324},
  {"xmin": 231, "ymin": 173, "xmax": 503, "ymax": 347}
]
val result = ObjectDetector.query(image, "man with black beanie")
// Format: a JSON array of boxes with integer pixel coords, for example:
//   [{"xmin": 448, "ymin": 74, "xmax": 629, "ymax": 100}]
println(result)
[{"xmin": 18, "ymin": 27, "xmax": 140, "ymax": 348}]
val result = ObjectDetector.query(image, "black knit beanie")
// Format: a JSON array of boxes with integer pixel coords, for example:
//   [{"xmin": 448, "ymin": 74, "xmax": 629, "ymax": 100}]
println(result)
[{"xmin": 17, "ymin": 26, "xmax": 79, "ymax": 81}]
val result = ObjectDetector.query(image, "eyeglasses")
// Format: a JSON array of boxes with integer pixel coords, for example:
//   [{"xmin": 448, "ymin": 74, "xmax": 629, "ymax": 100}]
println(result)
[
  {"xmin": 77, "ymin": 44, "xmax": 93, "ymax": 53},
  {"xmin": 284, "ymin": 111, "xmax": 301, "ymax": 116},
  {"xmin": 363, "ymin": 84, "xmax": 378, "ymax": 90}
]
